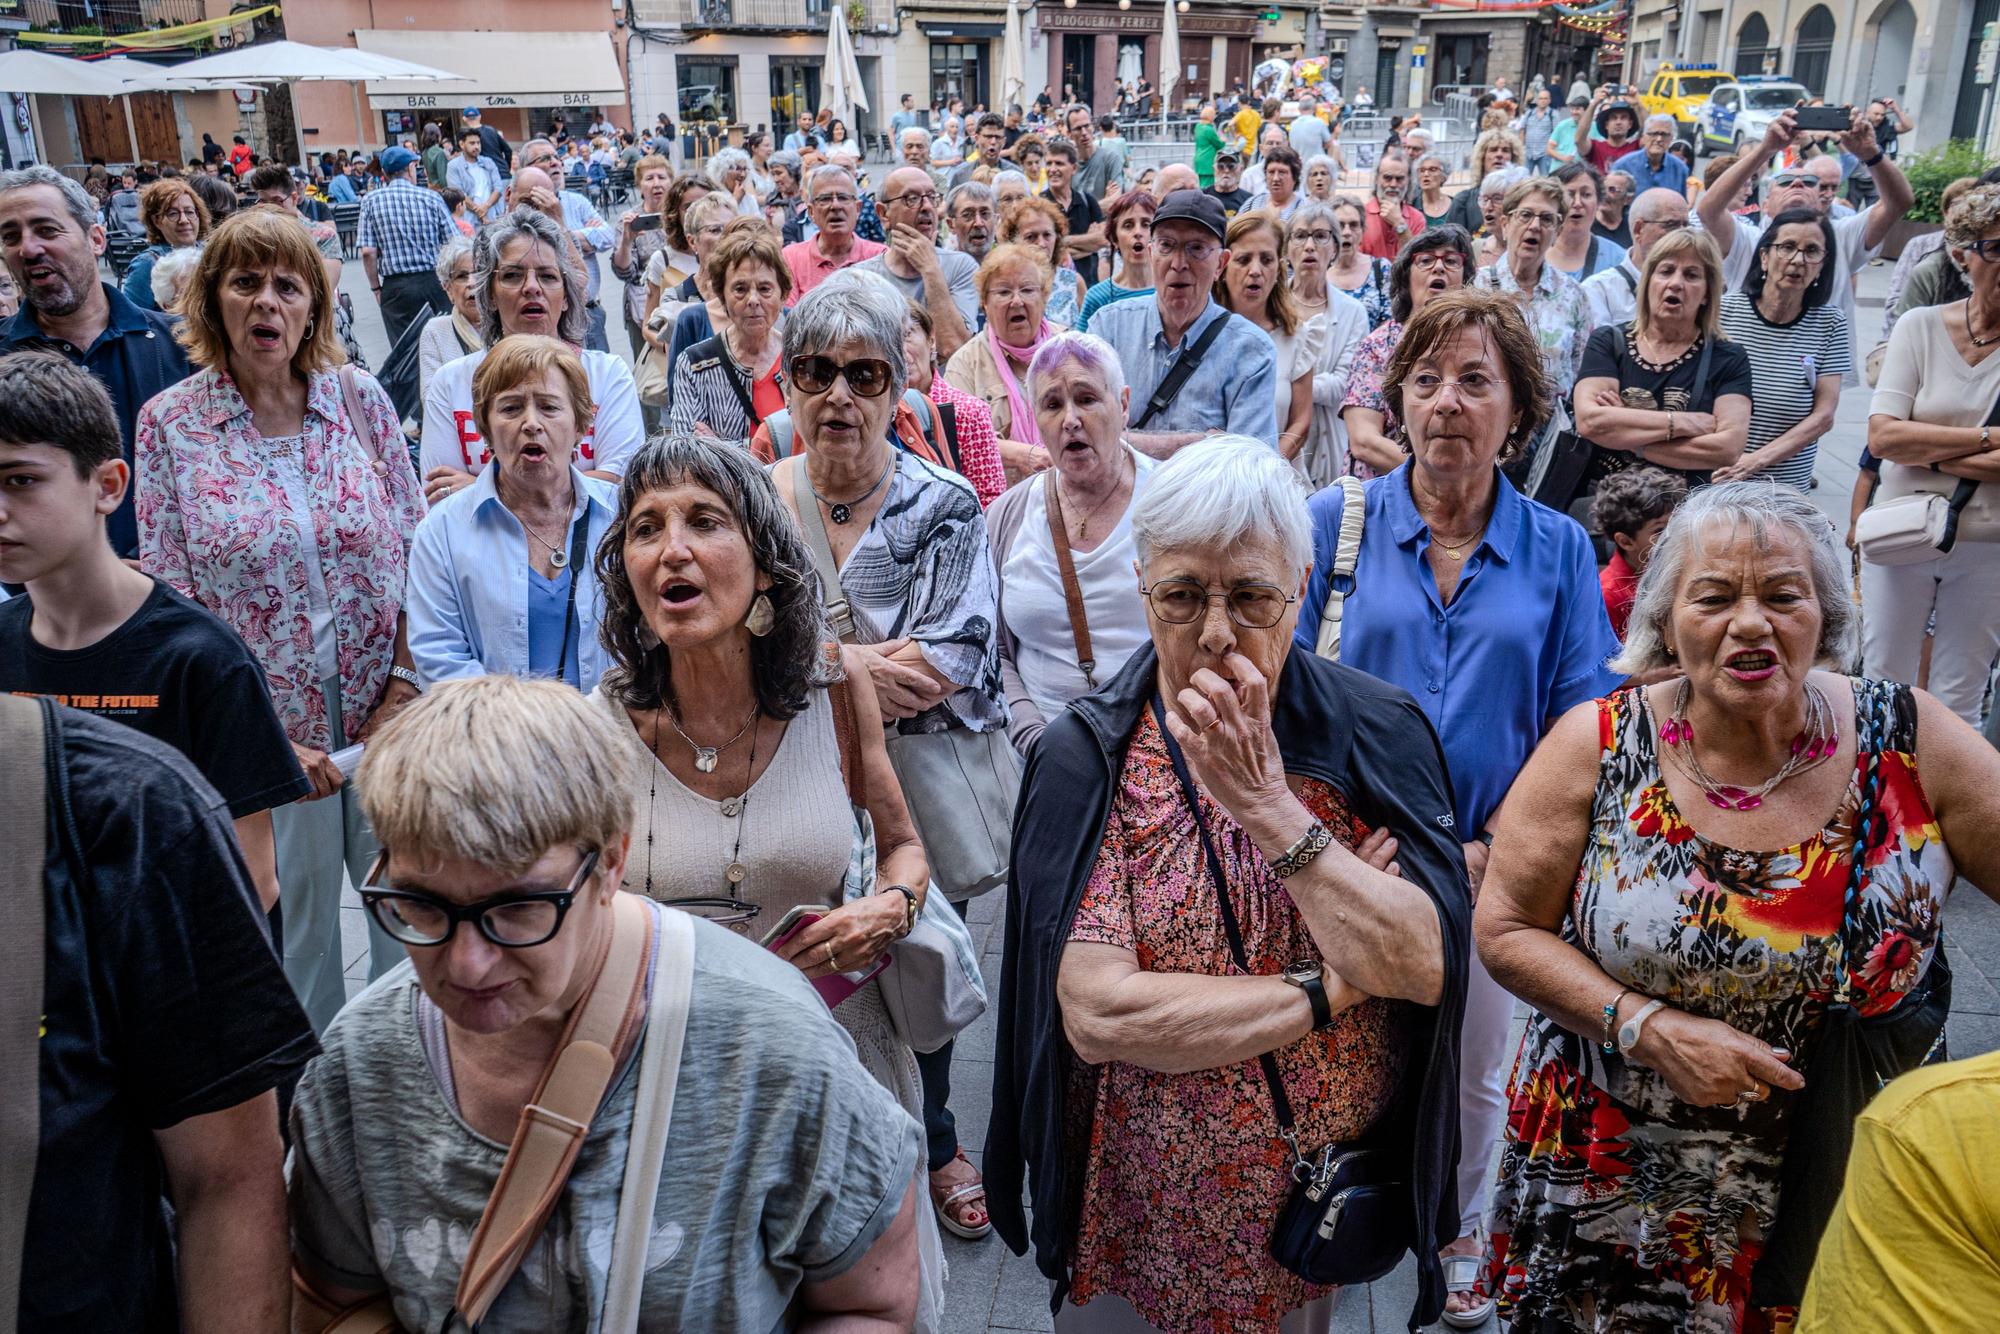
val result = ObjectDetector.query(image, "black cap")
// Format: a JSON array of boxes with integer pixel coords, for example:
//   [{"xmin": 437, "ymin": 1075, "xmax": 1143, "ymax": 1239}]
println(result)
[
  {"xmin": 1215, "ymin": 145, "xmax": 1243, "ymax": 164},
  {"xmin": 1151, "ymin": 189, "xmax": 1227, "ymax": 241}
]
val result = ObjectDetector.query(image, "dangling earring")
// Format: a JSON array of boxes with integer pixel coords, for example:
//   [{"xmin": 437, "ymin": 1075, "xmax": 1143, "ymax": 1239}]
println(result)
[
  {"xmin": 303, "ymin": 317, "xmax": 315, "ymax": 340},
  {"xmin": 744, "ymin": 592, "xmax": 776, "ymax": 637}
]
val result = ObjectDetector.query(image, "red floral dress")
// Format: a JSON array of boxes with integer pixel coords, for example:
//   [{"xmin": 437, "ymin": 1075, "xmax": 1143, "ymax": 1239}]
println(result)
[
  {"xmin": 1064, "ymin": 710, "xmax": 1413, "ymax": 1333},
  {"xmin": 1486, "ymin": 678, "xmax": 1951, "ymax": 1333}
]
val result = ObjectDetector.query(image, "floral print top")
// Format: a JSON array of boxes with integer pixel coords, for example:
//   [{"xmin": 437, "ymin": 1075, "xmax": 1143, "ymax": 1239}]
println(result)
[
  {"xmin": 1486, "ymin": 678, "xmax": 1952, "ymax": 1334},
  {"xmin": 1339, "ymin": 319, "xmax": 1403, "ymax": 480},
  {"xmin": 1331, "ymin": 256, "xmax": 1394, "ymax": 331},
  {"xmin": 136, "ymin": 366, "xmax": 425, "ymax": 751},
  {"xmin": 1476, "ymin": 258, "xmax": 1592, "ymax": 394},
  {"xmin": 1065, "ymin": 710, "xmax": 1413, "ymax": 1333}
]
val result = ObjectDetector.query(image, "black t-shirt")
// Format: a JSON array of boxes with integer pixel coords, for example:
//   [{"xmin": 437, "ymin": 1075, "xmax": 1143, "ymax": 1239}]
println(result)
[
  {"xmin": 1207, "ymin": 185, "xmax": 1254, "ymax": 219},
  {"xmin": 25, "ymin": 707, "xmax": 317, "ymax": 1332},
  {"xmin": 0, "ymin": 579, "xmax": 307, "ymax": 818},
  {"xmin": 1055, "ymin": 186, "xmax": 1104, "ymax": 286},
  {"xmin": 1592, "ymin": 213, "xmax": 1633, "ymax": 250},
  {"xmin": 1577, "ymin": 323, "xmax": 1756, "ymax": 487}
]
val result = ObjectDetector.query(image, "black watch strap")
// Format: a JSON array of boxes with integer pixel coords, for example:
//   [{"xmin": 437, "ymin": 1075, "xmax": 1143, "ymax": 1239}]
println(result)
[{"xmin": 1296, "ymin": 970, "xmax": 1333, "ymax": 1030}]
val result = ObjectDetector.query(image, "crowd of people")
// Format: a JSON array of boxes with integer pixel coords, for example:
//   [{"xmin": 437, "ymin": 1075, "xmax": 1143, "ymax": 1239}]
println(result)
[{"xmin": 4, "ymin": 74, "xmax": 2000, "ymax": 1334}]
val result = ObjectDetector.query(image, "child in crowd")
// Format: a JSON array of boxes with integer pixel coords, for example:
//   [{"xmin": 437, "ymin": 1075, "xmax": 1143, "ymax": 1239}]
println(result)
[{"xmin": 1590, "ymin": 465, "xmax": 1687, "ymax": 639}]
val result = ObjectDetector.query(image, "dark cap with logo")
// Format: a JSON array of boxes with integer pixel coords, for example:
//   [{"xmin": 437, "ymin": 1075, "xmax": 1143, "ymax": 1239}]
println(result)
[{"xmin": 1151, "ymin": 189, "xmax": 1227, "ymax": 241}]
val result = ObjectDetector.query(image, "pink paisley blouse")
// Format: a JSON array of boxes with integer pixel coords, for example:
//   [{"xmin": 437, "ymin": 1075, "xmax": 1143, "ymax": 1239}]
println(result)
[{"xmin": 135, "ymin": 366, "xmax": 425, "ymax": 751}]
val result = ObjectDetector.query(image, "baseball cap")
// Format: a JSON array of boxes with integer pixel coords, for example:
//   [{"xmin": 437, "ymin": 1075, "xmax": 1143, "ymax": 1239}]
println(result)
[
  {"xmin": 1215, "ymin": 145, "xmax": 1243, "ymax": 164},
  {"xmin": 462, "ymin": 106, "xmax": 482, "ymax": 118},
  {"xmin": 1151, "ymin": 189, "xmax": 1227, "ymax": 241},
  {"xmin": 380, "ymin": 146, "xmax": 419, "ymax": 176}
]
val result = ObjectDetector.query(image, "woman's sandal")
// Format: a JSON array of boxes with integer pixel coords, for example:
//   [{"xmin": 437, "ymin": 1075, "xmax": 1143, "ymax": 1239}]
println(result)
[
  {"xmin": 928, "ymin": 1148, "xmax": 993, "ymax": 1240},
  {"xmin": 1439, "ymin": 1247, "xmax": 1496, "ymax": 1329}
]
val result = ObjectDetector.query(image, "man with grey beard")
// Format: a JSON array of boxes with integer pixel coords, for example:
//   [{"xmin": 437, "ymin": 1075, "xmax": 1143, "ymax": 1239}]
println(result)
[
  {"xmin": 0, "ymin": 165, "xmax": 189, "ymax": 558},
  {"xmin": 943, "ymin": 181, "xmax": 994, "ymax": 262}
]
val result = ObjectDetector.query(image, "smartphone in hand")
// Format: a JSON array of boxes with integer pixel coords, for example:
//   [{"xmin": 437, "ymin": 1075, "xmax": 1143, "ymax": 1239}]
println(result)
[{"xmin": 1793, "ymin": 105, "xmax": 1854, "ymax": 133}]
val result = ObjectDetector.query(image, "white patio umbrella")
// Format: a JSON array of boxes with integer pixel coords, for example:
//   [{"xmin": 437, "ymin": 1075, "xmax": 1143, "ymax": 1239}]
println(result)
[
  {"xmin": 168, "ymin": 41, "xmax": 462, "ymax": 166},
  {"xmin": 1001, "ymin": 0, "xmax": 1028, "ymax": 116},
  {"xmin": 0, "ymin": 49, "xmax": 142, "ymax": 165},
  {"xmin": 1160, "ymin": 0, "xmax": 1182, "ymax": 122},
  {"xmin": 822, "ymin": 8, "xmax": 870, "ymax": 138}
]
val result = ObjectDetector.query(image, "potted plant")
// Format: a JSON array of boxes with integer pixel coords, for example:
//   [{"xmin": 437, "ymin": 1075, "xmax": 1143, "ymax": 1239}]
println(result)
[{"xmin": 1880, "ymin": 138, "xmax": 1999, "ymax": 259}]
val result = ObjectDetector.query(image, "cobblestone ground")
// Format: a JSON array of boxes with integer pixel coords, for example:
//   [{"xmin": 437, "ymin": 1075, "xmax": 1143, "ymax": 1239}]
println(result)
[{"xmin": 336, "ymin": 247, "xmax": 1999, "ymax": 1334}]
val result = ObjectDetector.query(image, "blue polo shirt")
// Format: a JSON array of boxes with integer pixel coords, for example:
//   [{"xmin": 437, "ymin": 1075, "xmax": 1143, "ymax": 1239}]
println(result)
[
  {"xmin": 1, "ymin": 284, "xmax": 191, "ymax": 557},
  {"xmin": 1294, "ymin": 463, "xmax": 1622, "ymax": 836},
  {"xmin": 1610, "ymin": 147, "xmax": 1690, "ymax": 198}
]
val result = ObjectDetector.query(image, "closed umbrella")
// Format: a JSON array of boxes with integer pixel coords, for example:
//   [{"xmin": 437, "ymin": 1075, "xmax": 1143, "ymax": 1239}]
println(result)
[
  {"xmin": 1160, "ymin": 0, "xmax": 1182, "ymax": 122},
  {"xmin": 822, "ymin": 8, "xmax": 869, "ymax": 138},
  {"xmin": 1001, "ymin": 0, "xmax": 1028, "ymax": 116}
]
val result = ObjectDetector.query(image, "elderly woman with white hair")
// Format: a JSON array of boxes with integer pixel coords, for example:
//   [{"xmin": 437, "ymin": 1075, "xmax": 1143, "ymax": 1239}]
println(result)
[
  {"xmin": 415, "ymin": 235, "xmax": 480, "ymax": 399},
  {"xmin": 285, "ymin": 675, "xmax": 928, "ymax": 1333},
  {"xmin": 419, "ymin": 206, "xmax": 644, "ymax": 505},
  {"xmin": 986, "ymin": 331, "xmax": 1158, "ymax": 755},
  {"xmin": 1478, "ymin": 481, "xmax": 2000, "ymax": 1330},
  {"xmin": 706, "ymin": 145, "xmax": 763, "ymax": 219},
  {"xmin": 989, "ymin": 435, "xmax": 1471, "ymax": 1332}
]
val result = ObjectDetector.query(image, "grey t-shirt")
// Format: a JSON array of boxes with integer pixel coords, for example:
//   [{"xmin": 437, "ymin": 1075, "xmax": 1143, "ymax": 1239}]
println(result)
[
  {"xmin": 287, "ymin": 903, "xmax": 921, "ymax": 1333},
  {"xmin": 855, "ymin": 248, "xmax": 981, "ymax": 326}
]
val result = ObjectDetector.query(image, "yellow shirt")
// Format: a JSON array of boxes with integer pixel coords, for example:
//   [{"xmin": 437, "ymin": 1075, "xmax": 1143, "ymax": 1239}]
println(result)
[
  {"xmin": 1798, "ymin": 1050, "xmax": 2000, "ymax": 1333},
  {"xmin": 1233, "ymin": 107, "xmax": 1262, "ymax": 155}
]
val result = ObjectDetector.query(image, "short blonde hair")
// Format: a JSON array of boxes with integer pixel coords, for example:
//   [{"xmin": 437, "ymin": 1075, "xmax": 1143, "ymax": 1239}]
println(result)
[
  {"xmin": 1633, "ymin": 227, "xmax": 1726, "ymax": 342},
  {"xmin": 471, "ymin": 334, "xmax": 593, "ymax": 444},
  {"xmin": 358, "ymin": 675, "xmax": 641, "ymax": 875},
  {"xmin": 176, "ymin": 208, "xmax": 343, "ymax": 374},
  {"xmin": 974, "ymin": 240, "xmax": 1054, "ymax": 305},
  {"xmin": 1945, "ymin": 183, "xmax": 2000, "ymax": 249}
]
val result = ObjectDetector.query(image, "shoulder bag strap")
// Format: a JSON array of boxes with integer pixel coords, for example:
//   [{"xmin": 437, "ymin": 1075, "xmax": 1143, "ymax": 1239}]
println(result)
[
  {"xmin": 782, "ymin": 461, "xmax": 861, "ymax": 644},
  {"xmin": 934, "ymin": 400, "xmax": 963, "ymax": 474},
  {"xmin": 1130, "ymin": 311, "xmax": 1231, "ymax": 431},
  {"xmin": 336, "ymin": 363, "xmax": 387, "ymax": 468},
  {"xmin": 1933, "ymin": 389, "xmax": 2000, "ymax": 554},
  {"xmin": 1041, "ymin": 474, "xmax": 1098, "ymax": 688},
  {"xmin": 1313, "ymin": 476, "xmax": 1368, "ymax": 662},
  {"xmin": 450, "ymin": 891, "xmax": 652, "ymax": 1327},
  {"xmin": 554, "ymin": 504, "xmax": 592, "ymax": 687},
  {"xmin": 1832, "ymin": 686, "xmax": 1886, "ymax": 1009},
  {"xmin": 600, "ymin": 907, "xmax": 696, "ymax": 1333},
  {"xmin": 717, "ymin": 345, "xmax": 763, "ymax": 428},
  {"xmin": 1148, "ymin": 695, "xmax": 1304, "ymax": 1157},
  {"xmin": 0, "ymin": 695, "xmax": 49, "ymax": 1330},
  {"xmin": 1617, "ymin": 265, "xmax": 1639, "ymax": 295},
  {"xmin": 1691, "ymin": 333, "xmax": 1715, "ymax": 404},
  {"xmin": 825, "ymin": 666, "xmax": 870, "ymax": 809}
]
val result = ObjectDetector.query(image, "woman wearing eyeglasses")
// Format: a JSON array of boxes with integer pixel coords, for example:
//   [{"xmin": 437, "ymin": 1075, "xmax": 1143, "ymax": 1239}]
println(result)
[
  {"xmin": 667, "ymin": 223, "xmax": 789, "ymax": 446},
  {"xmin": 947, "ymin": 241, "xmax": 1060, "ymax": 483},
  {"xmin": 1473, "ymin": 179, "xmax": 1592, "ymax": 400},
  {"xmin": 1297, "ymin": 289, "xmax": 1622, "ymax": 1328},
  {"xmin": 1713, "ymin": 210, "xmax": 1849, "ymax": 491},
  {"xmin": 291, "ymin": 675, "xmax": 928, "ymax": 1332},
  {"xmin": 989, "ymin": 434, "xmax": 1470, "ymax": 1333},
  {"xmin": 1341, "ymin": 225, "xmax": 1477, "ymax": 478}
]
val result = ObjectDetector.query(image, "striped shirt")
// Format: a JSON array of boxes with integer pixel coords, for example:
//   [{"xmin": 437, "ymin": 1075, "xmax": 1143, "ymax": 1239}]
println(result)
[
  {"xmin": 356, "ymin": 179, "xmax": 455, "ymax": 277},
  {"xmin": 1718, "ymin": 292, "xmax": 1852, "ymax": 490}
]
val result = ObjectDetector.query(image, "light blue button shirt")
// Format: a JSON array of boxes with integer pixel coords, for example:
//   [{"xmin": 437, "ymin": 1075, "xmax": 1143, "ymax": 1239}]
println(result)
[
  {"xmin": 1090, "ymin": 297, "xmax": 1278, "ymax": 444},
  {"xmin": 1294, "ymin": 463, "xmax": 1623, "ymax": 835},
  {"xmin": 407, "ymin": 464, "xmax": 620, "ymax": 690},
  {"xmin": 556, "ymin": 188, "xmax": 615, "ymax": 301}
]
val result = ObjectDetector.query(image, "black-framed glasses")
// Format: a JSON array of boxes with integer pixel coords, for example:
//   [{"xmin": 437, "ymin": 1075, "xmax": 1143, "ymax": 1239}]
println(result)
[
  {"xmin": 1141, "ymin": 578, "xmax": 1297, "ymax": 629},
  {"xmin": 789, "ymin": 354, "xmax": 894, "ymax": 397},
  {"xmin": 361, "ymin": 848, "xmax": 599, "ymax": 948},
  {"xmin": 1963, "ymin": 236, "xmax": 2000, "ymax": 264}
]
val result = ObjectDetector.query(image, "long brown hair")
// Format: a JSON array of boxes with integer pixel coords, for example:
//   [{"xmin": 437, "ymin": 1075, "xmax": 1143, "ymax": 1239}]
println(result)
[{"xmin": 1214, "ymin": 211, "xmax": 1299, "ymax": 336}]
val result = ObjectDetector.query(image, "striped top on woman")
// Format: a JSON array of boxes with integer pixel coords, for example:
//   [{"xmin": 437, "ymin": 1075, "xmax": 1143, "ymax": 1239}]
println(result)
[{"xmin": 1718, "ymin": 291, "xmax": 1851, "ymax": 490}]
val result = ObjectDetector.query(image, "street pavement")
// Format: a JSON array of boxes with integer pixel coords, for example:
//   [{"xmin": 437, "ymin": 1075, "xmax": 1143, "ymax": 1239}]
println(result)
[{"xmin": 334, "ymin": 243, "xmax": 2000, "ymax": 1333}]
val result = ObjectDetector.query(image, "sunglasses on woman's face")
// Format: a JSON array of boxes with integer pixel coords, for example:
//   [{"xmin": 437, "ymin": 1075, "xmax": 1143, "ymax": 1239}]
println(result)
[{"xmin": 788, "ymin": 354, "xmax": 894, "ymax": 398}]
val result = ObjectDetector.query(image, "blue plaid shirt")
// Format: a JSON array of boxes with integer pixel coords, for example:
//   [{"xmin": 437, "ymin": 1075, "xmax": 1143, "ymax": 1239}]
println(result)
[{"xmin": 356, "ymin": 178, "xmax": 456, "ymax": 278}]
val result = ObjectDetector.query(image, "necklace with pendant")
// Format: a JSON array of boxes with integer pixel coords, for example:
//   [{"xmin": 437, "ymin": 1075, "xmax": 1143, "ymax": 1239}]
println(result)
[
  {"xmin": 1969, "ymin": 299, "xmax": 1997, "ymax": 349},
  {"xmin": 643, "ymin": 706, "xmax": 763, "ymax": 899},
  {"xmin": 1428, "ymin": 525, "xmax": 1484, "ymax": 562},
  {"xmin": 664, "ymin": 700, "xmax": 758, "ymax": 773},
  {"xmin": 1659, "ymin": 676, "xmax": 1837, "ymax": 811},
  {"xmin": 806, "ymin": 453, "xmax": 895, "ymax": 525}
]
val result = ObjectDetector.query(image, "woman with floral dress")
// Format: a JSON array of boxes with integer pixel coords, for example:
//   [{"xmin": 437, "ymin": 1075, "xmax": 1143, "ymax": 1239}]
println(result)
[{"xmin": 1477, "ymin": 483, "xmax": 2000, "ymax": 1332}]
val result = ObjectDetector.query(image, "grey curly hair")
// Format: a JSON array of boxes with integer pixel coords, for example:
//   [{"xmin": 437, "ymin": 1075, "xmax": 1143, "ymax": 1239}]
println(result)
[
  {"xmin": 1945, "ymin": 183, "xmax": 2000, "ymax": 249},
  {"xmin": 472, "ymin": 206, "xmax": 589, "ymax": 347},
  {"xmin": 1610, "ymin": 481, "xmax": 1857, "ymax": 676}
]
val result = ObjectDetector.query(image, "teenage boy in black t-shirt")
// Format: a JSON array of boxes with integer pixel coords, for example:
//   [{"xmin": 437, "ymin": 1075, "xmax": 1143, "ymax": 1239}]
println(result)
[{"xmin": 0, "ymin": 352, "xmax": 307, "ymax": 912}]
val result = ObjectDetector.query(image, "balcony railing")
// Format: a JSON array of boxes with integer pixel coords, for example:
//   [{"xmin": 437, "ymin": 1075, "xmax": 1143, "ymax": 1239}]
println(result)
[
  {"xmin": 20, "ymin": 0, "xmax": 215, "ymax": 38},
  {"xmin": 633, "ymin": 0, "xmax": 895, "ymax": 34}
]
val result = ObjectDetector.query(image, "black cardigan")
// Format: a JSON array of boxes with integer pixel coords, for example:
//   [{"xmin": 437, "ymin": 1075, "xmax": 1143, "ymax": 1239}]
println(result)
[{"xmin": 986, "ymin": 644, "xmax": 1471, "ymax": 1330}]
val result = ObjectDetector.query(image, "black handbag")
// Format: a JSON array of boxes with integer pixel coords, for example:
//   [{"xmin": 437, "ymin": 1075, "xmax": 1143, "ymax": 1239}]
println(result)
[
  {"xmin": 1749, "ymin": 693, "xmax": 1952, "ymax": 1308},
  {"xmin": 1149, "ymin": 697, "xmax": 1413, "ymax": 1287}
]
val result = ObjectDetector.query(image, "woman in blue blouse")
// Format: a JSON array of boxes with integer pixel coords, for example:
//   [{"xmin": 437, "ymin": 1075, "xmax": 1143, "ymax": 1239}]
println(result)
[
  {"xmin": 1295, "ymin": 287, "xmax": 1622, "ymax": 1329},
  {"xmin": 407, "ymin": 335, "xmax": 619, "ymax": 691}
]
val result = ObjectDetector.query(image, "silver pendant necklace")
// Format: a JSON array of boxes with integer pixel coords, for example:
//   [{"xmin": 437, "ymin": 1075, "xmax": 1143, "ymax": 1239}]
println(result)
[
  {"xmin": 806, "ymin": 453, "xmax": 894, "ymax": 524},
  {"xmin": 664, "ymin": 700, "xmax": 758, "ymax": 773},
  {"xmin": 511, "ymin": 483, "xmax": 577, "ymax": 568}
]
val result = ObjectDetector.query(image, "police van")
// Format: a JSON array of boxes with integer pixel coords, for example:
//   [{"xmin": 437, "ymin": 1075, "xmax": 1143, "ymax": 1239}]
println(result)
[
  {"xmin": 1694, "ymin": 76, "xmax": 1811, "ymax": 155},
  {"xmin": 1639, "ymin": 62, "xmax": 1733, "ymax": 141}
]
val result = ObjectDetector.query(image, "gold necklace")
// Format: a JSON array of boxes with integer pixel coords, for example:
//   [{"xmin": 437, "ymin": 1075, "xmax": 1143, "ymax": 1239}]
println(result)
[
  {"xmin": 1058, "ymin": 453, "xmax": 1131, "ymax": 543},
  {"xmin": 1429, "ymin": 527, "xmax": 1484, "ymax": 561}
]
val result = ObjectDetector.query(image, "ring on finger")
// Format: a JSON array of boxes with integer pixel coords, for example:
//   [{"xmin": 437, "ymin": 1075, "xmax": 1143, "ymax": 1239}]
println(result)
[
  {"xmin": 1201, "ymin": 716, "xmax": 1222, "ymax": 732},
  {"xmin": 823, "ymin": 942, "xmax": 838, "ymax": 971}
]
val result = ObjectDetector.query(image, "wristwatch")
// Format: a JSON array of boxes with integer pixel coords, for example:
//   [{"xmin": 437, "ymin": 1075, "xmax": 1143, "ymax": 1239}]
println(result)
[
  {"xmin": 1282, "ymin": 960, "xmax": 1335, "ymax": 1031},
  {"xmin": 387, "ymin": 665, "xmax": 423, "ymax": 692},
  {"xmin": 1617, "ymin": 998, "xmax": 1668, "ymax": 1056}
]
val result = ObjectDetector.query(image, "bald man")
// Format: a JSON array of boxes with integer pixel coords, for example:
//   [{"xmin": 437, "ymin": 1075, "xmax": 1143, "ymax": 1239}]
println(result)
[
  {"xmin": 856, "ymin": 165, "xmax": 977, "ymax": 357},
  {"xmin": 1154, "ymin": 163, "xmax": 1200, "ymax": 196},
  {"xmin": 1582, "ymin": 186, "xmax": 1687, "ymax": 327}
]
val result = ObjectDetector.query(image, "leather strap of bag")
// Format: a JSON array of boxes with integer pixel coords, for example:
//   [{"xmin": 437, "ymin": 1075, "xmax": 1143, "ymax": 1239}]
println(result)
[
  {"xmin": 1041, "ymin": 473, "xmax": 1098, "ymax": 688},
  {"xmin": 825, "ymin": 660, "xmax": 870, "ymax": 810},
  {"xmin": 1130, "ymin": 311, "xmax": 1229, "ymax": 431},
  {"xmin": 783, "ymin": 460, "xmax": 862, "ymax": 645},
  {"xmin": 1149, "ymin": 695, "xmax": 1303, "ymax": 1152},
  {"xmin": 1931, "ymin": 389, "xmax": 2000, "ymax": 554},
  {"xmin": 0, "ymin": 694, "xmax": 49, "ymax": 1332},
  {"xmin": 449, "ymin": 890, "xmax": 653, "ymax": 1327}
]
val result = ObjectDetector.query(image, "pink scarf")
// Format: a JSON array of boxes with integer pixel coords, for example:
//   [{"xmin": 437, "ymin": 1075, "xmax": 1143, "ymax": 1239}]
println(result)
[{"xmin": 987, "ymin": 319, "xmax": 1055, "ymax": 448}]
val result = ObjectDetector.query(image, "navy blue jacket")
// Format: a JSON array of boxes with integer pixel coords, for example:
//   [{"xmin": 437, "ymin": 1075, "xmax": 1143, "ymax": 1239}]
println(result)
[{"xmin": 986, "ymin": 643, "xmax": 1470, "ymax": 1329}]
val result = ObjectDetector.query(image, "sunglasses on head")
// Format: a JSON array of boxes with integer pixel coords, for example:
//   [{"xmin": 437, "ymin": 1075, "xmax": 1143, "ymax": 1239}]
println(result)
[{"xmin": 788, "ymin": 354, "xmax": 894, "ymax": 397}]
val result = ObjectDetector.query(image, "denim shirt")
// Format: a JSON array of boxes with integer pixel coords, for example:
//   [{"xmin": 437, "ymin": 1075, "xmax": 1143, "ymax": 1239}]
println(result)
[
  {"xmin": 1091, "ymin": 297, "xmax": 1278, "ymax": 444},
  {"xmin": 405, "ymin": 464, "xmax": 620, "ymax": 691},
  {"xmin": 1294, "ymin": 463, "xmax": 1622, "ymax": 835}
]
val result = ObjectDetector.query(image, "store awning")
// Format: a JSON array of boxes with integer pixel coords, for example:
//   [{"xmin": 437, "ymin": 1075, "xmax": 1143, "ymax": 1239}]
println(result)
[
  {"xmin": 917, "ymin": 21, "xmax": 1006, "ymax": 39},
  {"xmin": 356, "ymin": 29, "xmax": 625, "ymax": 111}
]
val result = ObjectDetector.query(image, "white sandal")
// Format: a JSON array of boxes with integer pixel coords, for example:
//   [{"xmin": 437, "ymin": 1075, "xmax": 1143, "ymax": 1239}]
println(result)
[{"xmin": 1439, "ymin": 1245, "xmax": 1495, "ymax": 1329}]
